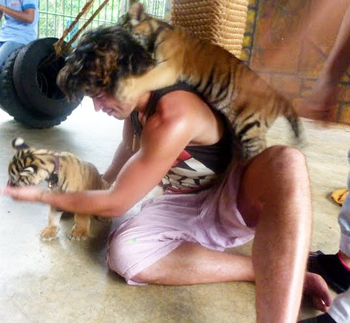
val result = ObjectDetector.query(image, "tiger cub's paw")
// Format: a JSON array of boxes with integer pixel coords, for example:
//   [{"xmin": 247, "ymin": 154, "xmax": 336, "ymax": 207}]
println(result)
[
  {"xmin": 116, "ymin": 78, "xmax": 139, "ymax": 103},
  {"xmin": 69, "ymin": 225, "xmax": 89, "ymax": 241},
  {"xmin": 40, "ymin": 226, "xmax": 60, "ymax": 241}
]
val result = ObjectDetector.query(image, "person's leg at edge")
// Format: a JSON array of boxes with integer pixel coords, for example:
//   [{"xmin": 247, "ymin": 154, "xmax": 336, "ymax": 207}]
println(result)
[
  {"xmin": 299, "ymin": 288, "xmax": 350, "ymax": 323},
  {"xmin": 0, "ymin": 41, "xmax": 24, "ymax": 68},
  {"xmin": 131, "ymin": 146, "xmax": 328, "ymax": 322},
  {"xmin": 307, "ymin": 174, "xmax": 350, "ymax": 295}
]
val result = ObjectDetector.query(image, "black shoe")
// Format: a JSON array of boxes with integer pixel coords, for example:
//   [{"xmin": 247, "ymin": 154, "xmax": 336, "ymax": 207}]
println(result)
[
  {"xmin": 308, "ymin": 251, "xmax": 350, "ymax": 294},
  {"xmin": 299, "ymin": 313, "xmax": 336, "ymax": 323}
]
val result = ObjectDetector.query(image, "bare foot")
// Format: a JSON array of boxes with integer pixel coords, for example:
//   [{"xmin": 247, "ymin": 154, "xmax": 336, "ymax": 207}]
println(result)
[{"xmin": 303, "ymin": 272, "xmax": 332, "ymax": 312}]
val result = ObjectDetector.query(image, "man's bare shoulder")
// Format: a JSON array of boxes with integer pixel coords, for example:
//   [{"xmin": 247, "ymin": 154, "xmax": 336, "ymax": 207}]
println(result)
[
  {"xmin": 159, "ymin": 90, "xmax": 205, "ymax": 110},
  {"xmin": 157, "ymin": 91, "xmax": 207, "ymax": 123},
  {"xmin": 139, "ymin": 91, "xmax": 204, "ymax": 148},
  {"xmin": 143, "ymin": 90, "xmax": 221, "ymax": 146},
  {"xmin": 145, "ymin": 91, "xmax": 197, "ymax": 126}
]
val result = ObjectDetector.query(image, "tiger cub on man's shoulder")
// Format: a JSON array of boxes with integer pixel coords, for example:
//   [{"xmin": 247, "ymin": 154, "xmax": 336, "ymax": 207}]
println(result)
[
  {"xmin": 7, "ymin": 138, "xmax": 110, "ymax": 241},
  {"xmin": 119, "ymin": 2, "xmax": 304, "ymax": 159}
]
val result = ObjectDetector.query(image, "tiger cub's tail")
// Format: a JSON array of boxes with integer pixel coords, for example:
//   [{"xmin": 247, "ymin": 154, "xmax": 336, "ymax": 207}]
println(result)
[{"xmin": 279, "ymin": 95, "xmax": 305, "ymax": 147}]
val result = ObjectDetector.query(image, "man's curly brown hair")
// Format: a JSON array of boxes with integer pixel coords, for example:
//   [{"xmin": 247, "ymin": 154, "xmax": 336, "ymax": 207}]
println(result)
[{"xmin": 57, "ymin": 25, "xmax": 155, "ymax": 101}]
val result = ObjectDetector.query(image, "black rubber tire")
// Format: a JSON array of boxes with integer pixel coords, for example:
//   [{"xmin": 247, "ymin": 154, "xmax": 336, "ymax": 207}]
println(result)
[
  {"xmin": 13, "ymin": 37, "xmax": 82, "ymax": 117},
  {"xmin": 0, "ymin": 49, "xmax": 70, "ymax": 128}
]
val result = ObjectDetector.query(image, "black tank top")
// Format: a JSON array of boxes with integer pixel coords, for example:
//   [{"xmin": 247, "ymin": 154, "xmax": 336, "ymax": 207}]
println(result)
[{"xmin": 131, "ymin": 82, "xmax": 233, "ymax": 193}]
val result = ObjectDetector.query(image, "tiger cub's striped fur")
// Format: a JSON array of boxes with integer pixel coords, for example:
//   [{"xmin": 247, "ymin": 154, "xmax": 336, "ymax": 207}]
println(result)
[
  {"xmin": 118, "ymin": 2, "xmax": 303, "ymax": 159},
  {"xmin": 8, "ymin": 138, "xmax": 109, "ymax": 241}
]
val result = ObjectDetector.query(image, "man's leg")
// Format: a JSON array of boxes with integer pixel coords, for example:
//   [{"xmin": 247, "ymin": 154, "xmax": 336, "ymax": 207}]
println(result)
[
  {"xmin": 237, "ymin": 145, "xmax": 312, "ymax": 322},
  {"xmin": 133, "ymin": 242, "xmax": 255, "ymax": 284},
  {"xmin": 131, "ymin": 146, "xmax": 326, "ymax": 321}
]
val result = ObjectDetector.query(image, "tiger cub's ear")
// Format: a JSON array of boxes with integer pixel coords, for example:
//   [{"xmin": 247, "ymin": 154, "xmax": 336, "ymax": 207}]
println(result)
[
  {"xmin": 128, "ymin": 1, "xmax": 147, "ymax": 25},
  {"xmin": 12, "ymin": 137, "xmax": 29, "ymax": 150}
]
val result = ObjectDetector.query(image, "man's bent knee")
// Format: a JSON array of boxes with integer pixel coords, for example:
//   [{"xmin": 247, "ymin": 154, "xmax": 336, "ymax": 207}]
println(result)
[
  {"xmin": 243, "ymin": 145, "xmax": 308, "ymax": 188},
  {"xmin": 106, "ymin": 230, "xmax": 179, "ymax": 285},
  {"xmin": 238, "ymin": 146, "xmax": 310, "ymax": 225},
  {"xmin": 260, "ymin": 145, "xmax": 307, "ymax": 172},
  {"xmin": 107, "ymin": 232, "xmax": 139, "ymax": 281}
]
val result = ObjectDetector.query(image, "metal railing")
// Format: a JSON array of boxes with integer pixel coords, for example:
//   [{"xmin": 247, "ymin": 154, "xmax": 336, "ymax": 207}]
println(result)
[{"xmin": 1, "ymin": 0, "xmax": 167, "ymax": 40}]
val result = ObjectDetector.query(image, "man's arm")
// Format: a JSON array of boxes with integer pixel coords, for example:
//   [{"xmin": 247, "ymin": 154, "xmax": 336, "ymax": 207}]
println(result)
[
  {"xmin": 102, "ymin": 117, "xmax": 137, "ymax": 185},
  {"xmin": 301, "ymin": 5, "xmax": 350, "ymax": 121},
  {"xmin": 0, "ymin": 5, "xmax": 35, "ymax": 23},
  {"xmin": 1, "ymin": 102, "xmax": 197, "ymax": 217},
  {"xmin": 320, "ymin": 5, "xmax": 350, "ymax": 85}
]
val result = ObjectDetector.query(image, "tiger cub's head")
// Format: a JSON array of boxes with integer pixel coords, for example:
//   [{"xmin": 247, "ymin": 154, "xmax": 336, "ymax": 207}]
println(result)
[
  {"xmin": 8, "ymin": 138, "xmax": 52, "ymax": 187},
  {"xmin": 120, "ymin": 1, "xmax": 171, "ymax": 50}
]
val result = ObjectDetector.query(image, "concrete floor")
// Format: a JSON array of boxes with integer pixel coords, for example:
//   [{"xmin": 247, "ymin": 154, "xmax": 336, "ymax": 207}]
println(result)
[{"xmin": 0, "ymin": 98, "xmax": 348, "ymax": 322}]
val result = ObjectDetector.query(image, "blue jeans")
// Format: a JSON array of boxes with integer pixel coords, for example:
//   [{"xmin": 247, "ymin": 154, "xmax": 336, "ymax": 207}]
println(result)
[{"xmin": 0, "ymin": 41, "xmax": 24, "ymax": 68}]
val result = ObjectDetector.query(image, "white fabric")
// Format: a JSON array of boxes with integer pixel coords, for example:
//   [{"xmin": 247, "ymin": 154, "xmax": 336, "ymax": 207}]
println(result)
[
  {"xmin": 329, "ymin": 149, "xmax": 350, "ymax": 322},
  {"xmin": 328, "ymin": 288, "xmax": 350, "ymax": 323},
  {"xmin": 339, "ymin": 149, "xmax": 350, "ymax": 257}
]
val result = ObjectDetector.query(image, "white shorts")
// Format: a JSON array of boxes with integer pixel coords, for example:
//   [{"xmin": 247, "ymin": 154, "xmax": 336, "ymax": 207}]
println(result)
[{"xmin": 107, "ymin": 164, "xmax": 255, "ymax": 285}]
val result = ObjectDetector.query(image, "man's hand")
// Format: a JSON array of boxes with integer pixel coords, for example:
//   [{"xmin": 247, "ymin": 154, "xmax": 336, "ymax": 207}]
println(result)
[
  {"xmin": 0, "ymin": 186, "xmax": 45, "ymax": 202},
  {"xmin": 300, "ymin": 78, "xmax": 339, "ymax": 123}
]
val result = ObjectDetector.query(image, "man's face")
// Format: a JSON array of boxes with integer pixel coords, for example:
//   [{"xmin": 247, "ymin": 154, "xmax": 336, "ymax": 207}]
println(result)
[{"xmin": 92, "ymin": 93, "xmax": 137, "ymax": 120}]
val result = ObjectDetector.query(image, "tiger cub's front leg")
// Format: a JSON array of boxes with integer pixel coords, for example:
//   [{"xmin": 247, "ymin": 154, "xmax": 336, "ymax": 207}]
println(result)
[
  {"xmin": 70, "ymin": 214, "xmax": 91, "ymax": 240},
  {"xmin": 116, "ymin": 62, "xmax": 180, "ymax": 104},
  {"xmin": 40, "ymin": 206, "xmax": 63, "ymax": 240}
]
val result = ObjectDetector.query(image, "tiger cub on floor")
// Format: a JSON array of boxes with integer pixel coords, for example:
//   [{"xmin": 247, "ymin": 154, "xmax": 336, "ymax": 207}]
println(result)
[
  {"xmin": 118, "ymin": 2, "xmax": 303, "ymax": 159},
  {"xmin": 7, "ymin": 138, "xmax": 110, "ymax": 241}
]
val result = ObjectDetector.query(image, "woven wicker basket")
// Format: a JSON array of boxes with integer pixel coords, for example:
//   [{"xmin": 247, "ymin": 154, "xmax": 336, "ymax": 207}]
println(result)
[{"xmin": 171, "ymin": 0, "xmax": 249, "ymax": 57}]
